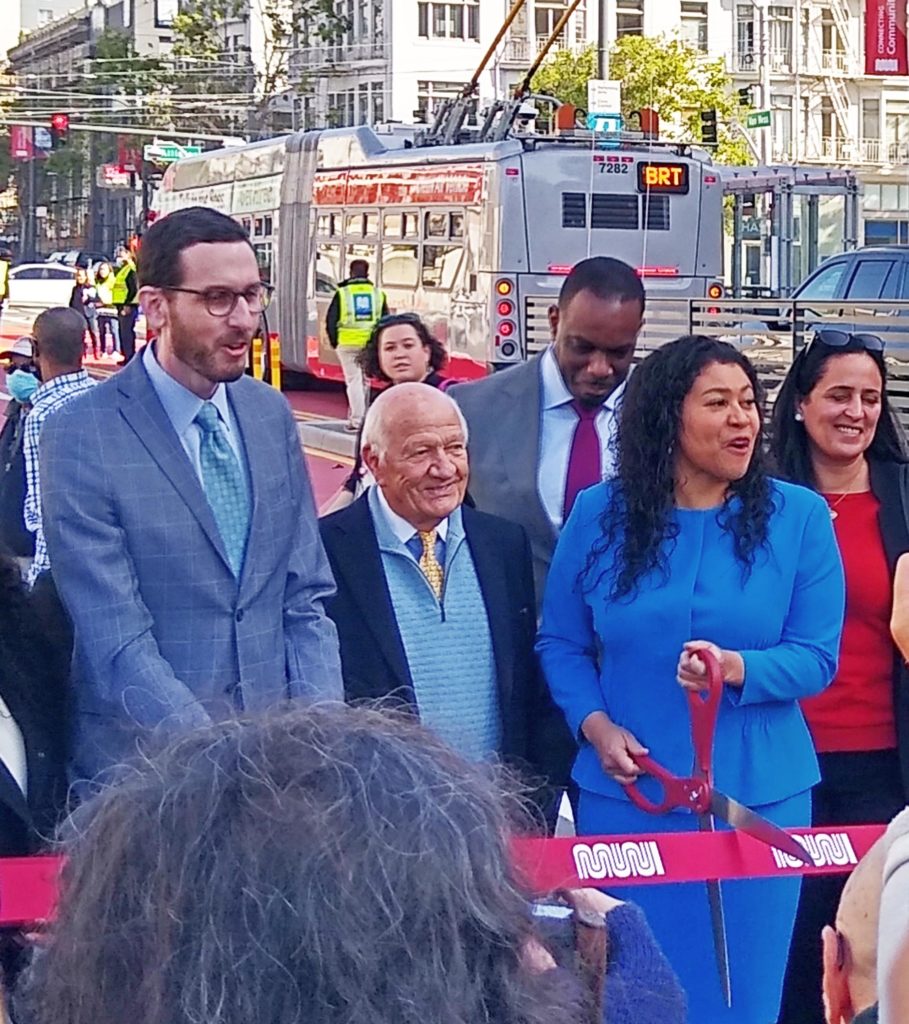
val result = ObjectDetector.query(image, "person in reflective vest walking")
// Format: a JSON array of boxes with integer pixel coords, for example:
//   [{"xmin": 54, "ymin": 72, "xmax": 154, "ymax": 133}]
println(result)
[{"xmin": 326, "ymin": 259, "xmax": 387, "ymax": 431}]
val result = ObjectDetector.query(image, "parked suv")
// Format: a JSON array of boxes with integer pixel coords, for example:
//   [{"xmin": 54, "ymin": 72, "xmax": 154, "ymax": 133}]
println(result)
[{"xmin": 793, "ymin": 246, "xmax": 909, "ymax": 304}]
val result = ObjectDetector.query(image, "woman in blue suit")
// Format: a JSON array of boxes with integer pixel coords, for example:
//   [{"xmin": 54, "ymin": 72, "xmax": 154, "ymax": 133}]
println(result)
[{"xmin": 537, "ymin": 336, "xmax": 845, "ymax": 1024}]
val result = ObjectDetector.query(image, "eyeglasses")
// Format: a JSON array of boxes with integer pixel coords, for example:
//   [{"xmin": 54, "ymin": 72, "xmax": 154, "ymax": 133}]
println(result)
[
  {"xmin": 164, "ymin": 283, "xmax": 273, "ymax": 317},
  {"xmin": 808, "ymin": 329, "xmax": 885, "ymax": 352}
]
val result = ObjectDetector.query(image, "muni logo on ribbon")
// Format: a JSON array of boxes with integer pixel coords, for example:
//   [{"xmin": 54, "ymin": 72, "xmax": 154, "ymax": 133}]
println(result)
[
  {"xmin": 772, "ymin": 832, "xmax": 858, "ymax": 870},
  {"xmin": 572, "ymin": 840, "xmax": 666, "ymax": 880}
]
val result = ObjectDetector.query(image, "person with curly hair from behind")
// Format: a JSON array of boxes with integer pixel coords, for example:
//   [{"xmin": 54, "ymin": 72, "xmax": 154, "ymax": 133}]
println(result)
[{"xmin": 537, "ymin": 335, "xmax": 846, "ymax": 1024}]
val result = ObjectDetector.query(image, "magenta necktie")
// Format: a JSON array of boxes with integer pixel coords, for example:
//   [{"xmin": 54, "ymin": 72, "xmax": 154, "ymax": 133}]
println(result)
[{"xmin": 563, "ymin": 400, "xmax": 602, "ymax": 521}]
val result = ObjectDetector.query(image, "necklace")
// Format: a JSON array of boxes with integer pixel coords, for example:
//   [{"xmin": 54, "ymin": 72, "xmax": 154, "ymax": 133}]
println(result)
[{"xmin": 824, "ymin": 465, "xmax": 868, "ymax": 520}]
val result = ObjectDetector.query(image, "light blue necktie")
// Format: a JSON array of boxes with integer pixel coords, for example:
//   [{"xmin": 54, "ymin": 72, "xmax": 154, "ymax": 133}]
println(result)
[{"xmin": 195, "ymin": 401, "xmax": 250, "ymax": 576}]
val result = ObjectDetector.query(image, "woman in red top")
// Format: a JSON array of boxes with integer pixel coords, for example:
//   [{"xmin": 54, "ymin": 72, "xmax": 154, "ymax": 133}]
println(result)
[{"xmin": 771, "ymin": 330, "xmax": 909, "ymax": 1024}]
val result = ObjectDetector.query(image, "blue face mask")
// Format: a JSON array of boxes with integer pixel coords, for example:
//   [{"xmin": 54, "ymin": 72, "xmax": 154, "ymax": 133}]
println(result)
[{"xmin": 7, "ymin": 369, "xmax": 40, "ymax": 404}]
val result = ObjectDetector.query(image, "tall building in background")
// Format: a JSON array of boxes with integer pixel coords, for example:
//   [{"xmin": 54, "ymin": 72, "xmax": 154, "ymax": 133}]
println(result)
[{"xmin": 0, "ymin": 0, "xmax": 81, "ymax": 64}]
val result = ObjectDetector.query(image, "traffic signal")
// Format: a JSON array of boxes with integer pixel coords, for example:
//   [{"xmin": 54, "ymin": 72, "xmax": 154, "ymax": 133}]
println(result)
[
  {"xmin": 737, "ymin": 86, "xmax": 753, "ymax": 107},
  {"xmin": 49, "ymin": 112, "xmax": 69, "ymax": 148},
  {"xmin": 699, "ymin": 109, "xmax": 718, "ymax": 146}
]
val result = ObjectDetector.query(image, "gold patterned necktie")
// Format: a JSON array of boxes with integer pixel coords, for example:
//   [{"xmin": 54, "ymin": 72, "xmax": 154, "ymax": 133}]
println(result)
[{"xmin": 418, "ymin": 530, "xmax": 444, "ymax": 598}]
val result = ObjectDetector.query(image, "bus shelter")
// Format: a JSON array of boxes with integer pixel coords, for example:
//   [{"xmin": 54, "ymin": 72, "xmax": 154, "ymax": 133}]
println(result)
[{"xmin": 720, "ymin": 165, "xmax": 861, "ymax": 298}]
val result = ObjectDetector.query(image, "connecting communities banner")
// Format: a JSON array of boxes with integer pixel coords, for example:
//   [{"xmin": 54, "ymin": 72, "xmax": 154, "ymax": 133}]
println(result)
[{"xmin": 865, "ymin": 0, "xmax": 909, "ymax": 75}]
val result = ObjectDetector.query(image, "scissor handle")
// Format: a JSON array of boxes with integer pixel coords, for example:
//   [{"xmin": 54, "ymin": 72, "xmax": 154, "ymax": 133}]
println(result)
[
  {"xmin": 686, "ymin": 647, "xmax": 724, "ymax": 785},
  {"xmin": 622, "ymin": 754, "xmax": 709, "ymax": 815}
]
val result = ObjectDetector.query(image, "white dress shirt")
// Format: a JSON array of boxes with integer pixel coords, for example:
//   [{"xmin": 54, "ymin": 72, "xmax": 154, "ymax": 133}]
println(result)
[
  {"xmin": 373, "ymin": 486, "xmax": 450, "ymax": 545},
  {"xmin": 537, "ymin": 346, "xmax": 625, "ymax": 530}
]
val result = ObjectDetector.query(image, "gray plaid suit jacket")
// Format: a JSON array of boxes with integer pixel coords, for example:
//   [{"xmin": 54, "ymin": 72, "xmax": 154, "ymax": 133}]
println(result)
[{"xmin": 40, "ymin": 355, "xmax": 342, "ymax": 784}]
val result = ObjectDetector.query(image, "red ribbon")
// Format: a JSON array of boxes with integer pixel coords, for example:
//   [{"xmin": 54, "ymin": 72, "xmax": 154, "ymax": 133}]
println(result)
[{"xmin": 0, "ymin": 825, "xmax": 888, "ymax": 926}]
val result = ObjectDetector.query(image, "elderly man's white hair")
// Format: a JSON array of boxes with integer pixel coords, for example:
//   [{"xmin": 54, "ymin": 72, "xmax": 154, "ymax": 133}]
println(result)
[{"xmin": 361, "ymin": 382, "xmax": 469, "ymax": 458}]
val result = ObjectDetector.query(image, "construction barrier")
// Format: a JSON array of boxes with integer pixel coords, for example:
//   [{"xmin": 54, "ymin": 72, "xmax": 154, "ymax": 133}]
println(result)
[{"xmin": 0, "ymin": 824, "xmax": 887, "ymax": 928}]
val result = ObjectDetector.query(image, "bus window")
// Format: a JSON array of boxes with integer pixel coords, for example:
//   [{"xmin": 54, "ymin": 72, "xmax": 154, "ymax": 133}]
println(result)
[
  {"xmin": 317, "ymin": 213, "xmax": 339, "ymax": 238},
  {"xmin": 345, "ymin": 213, "xmax": 365, "ymax": 237},
  {"xmin": 263, "ymin": 215, "xmax": 273, "ymax": 236},
  {"xmin": 253, "ymin": 242, "xmax": 273, "ymax": 282},
  {"xmin": 383, "ymin": 212, "xmax": 402, "ymax": 238},
  {"xmin": 422, "ymin": 244, "xmax": 462, "ymax": 289},
  {"xmin": 425, "ymin": 212, "xmax": 448, "ymax": 238},
  {"xmin": 254, "ymin": 216, "xmax": 265, "ymax": 237},
  {"xmin": 450, "ymin": 212, "xmax": 464, "ymax": 238},
  {"xmin": 382, "ymin": 244, "xmax": 420, "ymax": 288},
  {"xmin": 317, "ymin": 243, "xmax": 343, "ymax": 291},
  {"xmin": 403, "ymin": 212, "xmax": 419, "ymax": 238},
  {"xmin": 364, "ymin": 212, "xmax": 379, "ymax": 237}
]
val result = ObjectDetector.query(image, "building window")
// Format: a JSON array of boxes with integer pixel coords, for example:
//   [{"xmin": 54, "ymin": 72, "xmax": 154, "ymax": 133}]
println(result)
[
  {"xmin": 358, "ymin": 83, "xmax": 369, "ymax": 123},
  {"xmin": 863, "ymin": 99, "xmax": 880, "ymax": 139},
  {"xmin": 416, "ymin": 80, "xmax": 469, "ymax": 121},
  {"xmin": 680, "ymin": 2, "xmax": 708, "ymax": 52},
  {"xmin": 615, "ymin": 0, "xmax": 643, "ymax": 37},
  {"xmin": 886, "ymin": 100, "xmax": 909, "ymax": 161},
  {"xmin": 372, "ymin": 83, "xmax": 385, "ymax": 123},
  {"xmin": 736, "ymin": 3, "xmax": 755, "ymax": 69},
  {"xmin": 768, "ymin": 5, "xmax": 793, "ymax": 71},
  {"xmin": 535, "ymin": 1, "xmax": 585, "ymax": 46},
  {"xmin": 771, "ymin": 93, "xmax": 792, "ymax": 158},
  {"xmin": 38, "ymin": 8, "xmax": 54, "ymax": 24},
  {"xmin": 417, "ymin": 1, "xmax": 479, "ymax": 39}
]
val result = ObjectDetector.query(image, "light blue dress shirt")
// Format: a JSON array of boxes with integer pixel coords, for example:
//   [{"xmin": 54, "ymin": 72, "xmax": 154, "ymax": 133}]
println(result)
[
  {"xmin": 142, "ymin": 343, "xmax": 249, "ymax": 488},
  {"xmin": 537, "ymin": 345, "xmax": 625, "ymax": 530}
]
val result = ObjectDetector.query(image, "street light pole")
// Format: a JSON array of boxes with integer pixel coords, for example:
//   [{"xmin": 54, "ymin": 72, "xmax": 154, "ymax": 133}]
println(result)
[{"xmin": 598, "ymin": 0, "xmax": 610, "ymax": 79}]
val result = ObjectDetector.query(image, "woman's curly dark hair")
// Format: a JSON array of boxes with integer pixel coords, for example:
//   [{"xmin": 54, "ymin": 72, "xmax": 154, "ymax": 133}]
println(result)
[
  {"xmin": 770, "ymin": 336, "xmax": 907, "ymax": 487},
  {"xmin": 585, "ymin": 335, "xmax": 774, "ymax": 601},
  {"xmin": 357, "ymin": 313, "xmax": 448, "ymax": 382}
]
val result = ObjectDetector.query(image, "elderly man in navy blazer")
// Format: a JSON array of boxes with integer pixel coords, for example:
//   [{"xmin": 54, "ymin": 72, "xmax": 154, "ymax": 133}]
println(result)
[
  {"xmin": 40, "ymin": 207, "xmax": 341, "ymax": 787},
  {"xmin": 319, "ymin": 383, "xmax": 572, "ymax": 821}
]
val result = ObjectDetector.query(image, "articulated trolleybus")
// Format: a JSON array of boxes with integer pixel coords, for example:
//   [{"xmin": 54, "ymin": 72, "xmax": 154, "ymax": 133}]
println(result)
[{"xmin": 153, "ymin": 119, "xmax": 724, "ymax": 380}]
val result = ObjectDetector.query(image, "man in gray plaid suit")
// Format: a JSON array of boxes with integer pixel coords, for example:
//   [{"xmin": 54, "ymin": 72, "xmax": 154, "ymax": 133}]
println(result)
[{"xmin": 40, "ymin": 207, "xmax": 342, "ymax": 787}]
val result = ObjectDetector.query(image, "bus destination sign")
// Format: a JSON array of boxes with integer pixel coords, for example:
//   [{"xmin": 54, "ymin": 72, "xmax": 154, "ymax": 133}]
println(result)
[{"xmin": 636, "ymin": 162, "xmax": 690, "ymax": 195}]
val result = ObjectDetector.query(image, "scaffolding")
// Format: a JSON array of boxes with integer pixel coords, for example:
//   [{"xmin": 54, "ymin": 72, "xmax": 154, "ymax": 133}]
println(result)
[{"xmin": 720, "ymin": 164, "xmax": 861, "ymax": 297}]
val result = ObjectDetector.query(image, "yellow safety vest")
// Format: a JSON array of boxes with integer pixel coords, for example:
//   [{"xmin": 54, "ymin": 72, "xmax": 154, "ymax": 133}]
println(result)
[
  {"xmin": 111, "ymin": 260, "xmax": 136, "ymax": 305},
  {"xmin": 336, "ymin": 281, "xmax": 384, "ymax": 348},
  {"xmin": 0, "ymin": 260, "xmax": 9, "ymax": 299}
]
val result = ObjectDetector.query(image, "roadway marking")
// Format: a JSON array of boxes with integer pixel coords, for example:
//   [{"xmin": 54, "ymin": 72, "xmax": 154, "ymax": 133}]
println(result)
[{"xmin": 303, "ymin": 447, "xmax": 354, "ymax": 466}]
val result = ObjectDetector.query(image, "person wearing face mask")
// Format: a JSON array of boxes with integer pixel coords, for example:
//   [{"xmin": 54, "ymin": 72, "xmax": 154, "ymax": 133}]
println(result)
[
  {"xmin": 770, "ymin": 331, "xmax": 909, "ymax": 1024},
  {"xmin": 0, "ymin": 338, "xmax": 40, "ymax": 568}
]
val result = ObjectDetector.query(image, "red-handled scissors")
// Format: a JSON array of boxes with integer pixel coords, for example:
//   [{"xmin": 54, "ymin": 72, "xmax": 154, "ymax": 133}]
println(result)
[{"xmin": 621, "ymin": 648, "xmax": 812, "ymax": 1006}]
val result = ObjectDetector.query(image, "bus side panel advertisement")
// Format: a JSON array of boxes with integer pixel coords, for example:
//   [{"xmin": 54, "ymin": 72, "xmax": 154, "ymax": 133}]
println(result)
[{"xmin": 313, "ymin": 166, "xmax": 486, "ymax": 206}]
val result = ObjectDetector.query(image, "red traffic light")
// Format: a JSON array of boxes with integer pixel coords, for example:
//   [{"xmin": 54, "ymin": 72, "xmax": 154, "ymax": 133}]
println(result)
[{"xmin": 49, "ymin": 113, "xmax": 69, "ymax": 148}]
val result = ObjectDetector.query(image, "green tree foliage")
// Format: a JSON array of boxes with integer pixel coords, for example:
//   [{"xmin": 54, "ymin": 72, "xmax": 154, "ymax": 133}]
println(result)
[
  {"xmin": 530, "ymin": 44, "xmax": 597, "ymax": 110},
  {"xmin": 171, "ymin": 0, "xmax": 348, "ymax": 135},
  {"xmin": 531, "ymin": 35, "xmax": 754, "ymax": 165}
]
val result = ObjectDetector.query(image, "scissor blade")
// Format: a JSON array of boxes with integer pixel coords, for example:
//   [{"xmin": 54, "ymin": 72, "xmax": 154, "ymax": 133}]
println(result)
[
  {"xmin": 706, "ymin": 877, "xmax": 732, "ymax": 1006},
  {"xmin": 699, "ymin": 813, "xmax": 732, "ymax": 1006},
  {"xmin": 710, "ymin": 791, "xmax": 813, "ymax": 866}
]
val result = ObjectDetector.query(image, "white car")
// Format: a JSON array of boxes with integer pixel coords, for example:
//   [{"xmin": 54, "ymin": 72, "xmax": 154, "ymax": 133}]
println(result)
[{"xmin": 7, "ymin": 262, "xmax": 77, "ymax": 310}]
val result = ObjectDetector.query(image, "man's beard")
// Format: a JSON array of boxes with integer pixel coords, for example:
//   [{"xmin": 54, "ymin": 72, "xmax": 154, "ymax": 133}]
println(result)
[{"xmin": 170, "ymin": 319, "xmax": 251, "ymax": 384}]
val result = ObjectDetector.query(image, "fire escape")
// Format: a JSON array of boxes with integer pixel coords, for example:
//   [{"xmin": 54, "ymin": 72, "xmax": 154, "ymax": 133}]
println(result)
[{"xmin": 802, "ymin": 0, "xmax": 855, "ymax": 162}]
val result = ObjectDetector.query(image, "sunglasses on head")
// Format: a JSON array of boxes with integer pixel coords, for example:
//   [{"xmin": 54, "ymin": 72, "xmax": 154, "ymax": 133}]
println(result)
[{"xmin": 808, "ymin": 329, "xmax": 885, "ymax": 352}]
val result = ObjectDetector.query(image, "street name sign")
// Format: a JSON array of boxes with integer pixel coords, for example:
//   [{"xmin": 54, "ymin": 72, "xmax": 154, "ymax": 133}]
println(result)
[
  {"xmin": 143, "ymin": 141, "xmax": 203, "ymax": 163},
  {"xmin": 745, "ymin": 110, "xmax": 772, "ymax": 129}
]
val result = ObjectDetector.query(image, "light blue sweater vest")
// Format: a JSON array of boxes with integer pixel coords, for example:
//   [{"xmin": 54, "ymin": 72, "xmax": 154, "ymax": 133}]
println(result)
[{"xmin": 369, "ymin": 489, "xmax": 502, "ymax": 762}]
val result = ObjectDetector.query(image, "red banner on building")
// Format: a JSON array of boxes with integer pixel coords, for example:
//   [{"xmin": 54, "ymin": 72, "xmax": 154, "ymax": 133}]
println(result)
[
  {"xmin": 9, "ymin": 124, "xmax": 33, "ymax": 161},
  {"xmin": 865, "ymin": 0, "xmax": 909, "ymax": 75}
]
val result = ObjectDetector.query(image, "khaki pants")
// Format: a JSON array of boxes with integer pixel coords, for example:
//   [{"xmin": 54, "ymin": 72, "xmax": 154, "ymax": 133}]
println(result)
[{"xmin": 336, "ymin": 346, "xmax": 367, "ymax": 427}]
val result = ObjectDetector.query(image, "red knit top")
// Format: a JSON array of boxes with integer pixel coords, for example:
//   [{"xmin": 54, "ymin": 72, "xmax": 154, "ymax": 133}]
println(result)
[{"xmin": 801, "ymin": 491, "xmax": 897, "ymax": 753}]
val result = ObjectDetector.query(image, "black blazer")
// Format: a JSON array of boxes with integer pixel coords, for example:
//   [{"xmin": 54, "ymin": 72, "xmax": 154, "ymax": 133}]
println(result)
[
  {"xmin": 320, "ymin": 496, "xmax": 574, "ymax": 805},
  {"xmin": 0, "ymin": 628, "xmax": 68, "ymax": 857},
  {"xmin": 870, "ymin": 459, "xmax": 909, "ymax": 799}
]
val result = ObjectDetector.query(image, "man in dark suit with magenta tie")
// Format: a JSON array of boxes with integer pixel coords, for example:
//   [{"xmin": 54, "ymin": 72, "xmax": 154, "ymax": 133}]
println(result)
[{"xmin": 450, "ymin": 257, "xmax": 645, "ymax": 610}]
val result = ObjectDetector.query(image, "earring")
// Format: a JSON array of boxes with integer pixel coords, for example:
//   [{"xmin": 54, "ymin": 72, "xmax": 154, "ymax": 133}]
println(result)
[{"xmin": 794, "ymin": 412, "xmax": 804, "ymax": 422}]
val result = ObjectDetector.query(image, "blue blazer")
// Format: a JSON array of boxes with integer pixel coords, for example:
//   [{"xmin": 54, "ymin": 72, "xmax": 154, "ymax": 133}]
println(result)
[
  {"xmin": 40, "ymin": 355, "xmax": 342, "ymax": 784},
  {"xmin": 537, "ymin": 480, "xmax": 845, "ymax": 808}
]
